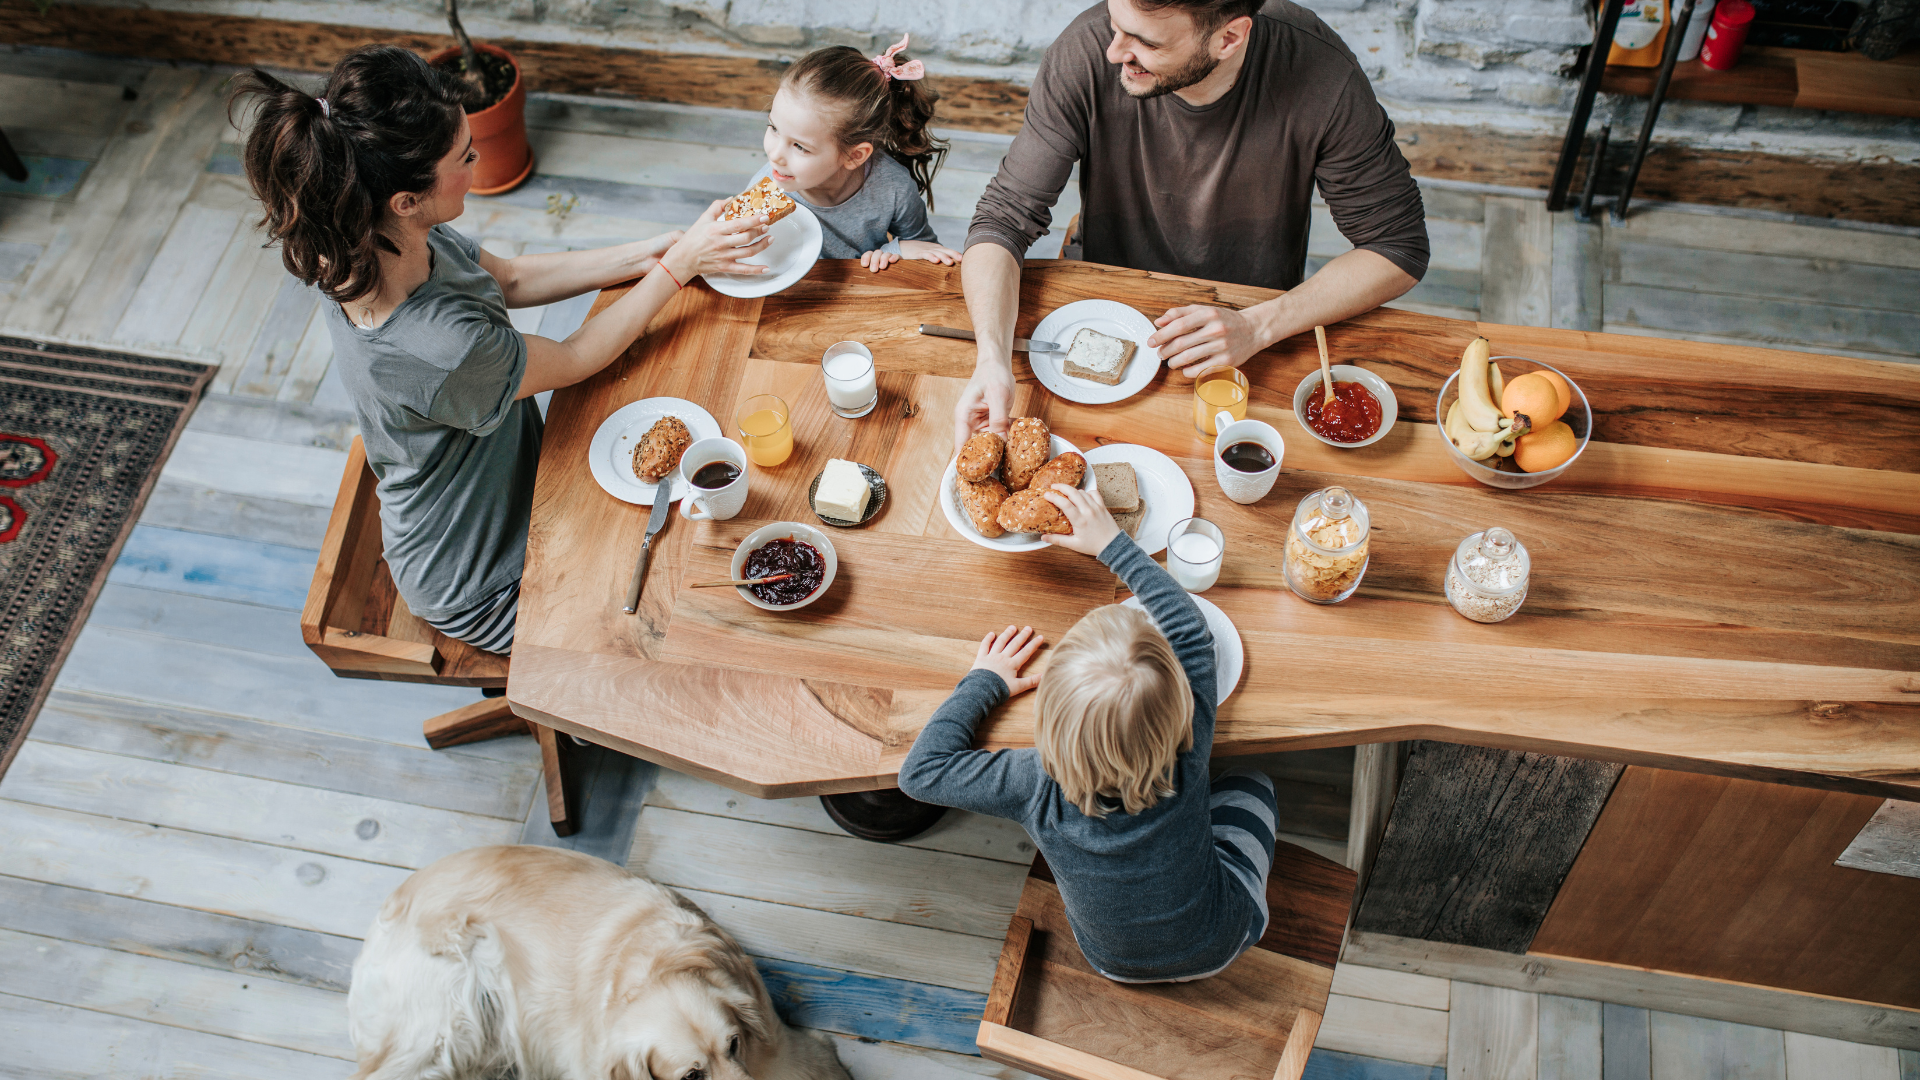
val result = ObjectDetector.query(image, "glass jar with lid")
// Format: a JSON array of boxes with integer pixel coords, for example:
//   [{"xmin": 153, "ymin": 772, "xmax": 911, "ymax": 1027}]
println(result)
[
  {"xmin": 1284, "ymin": 485, "xmax": 1370, "ymax": 604},
  {"xmin": 1445, "ymin": 526, "xmax": 1529, "ymax": 623}
]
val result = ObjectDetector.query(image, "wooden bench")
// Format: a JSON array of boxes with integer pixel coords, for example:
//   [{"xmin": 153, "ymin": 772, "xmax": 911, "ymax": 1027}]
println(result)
[
  {"xmin": 302, "ymin": 436, "xmax": 581, "ymax": 834},
  {"xmin": 980, "ymin": 846, "xmax": 1359, "ymax": 1080}
]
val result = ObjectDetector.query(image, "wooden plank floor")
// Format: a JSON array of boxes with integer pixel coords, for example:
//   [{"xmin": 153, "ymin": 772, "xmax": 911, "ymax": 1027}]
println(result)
[{"xmin": 2, "ymin": 47, "xmax": 1916, "ymax": 1080}]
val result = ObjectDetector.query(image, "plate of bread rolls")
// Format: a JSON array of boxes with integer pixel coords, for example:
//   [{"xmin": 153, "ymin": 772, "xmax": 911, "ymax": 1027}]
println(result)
[{"xmin": 943, "ymin": 417, "xmax": 1098, "ymax": 552}]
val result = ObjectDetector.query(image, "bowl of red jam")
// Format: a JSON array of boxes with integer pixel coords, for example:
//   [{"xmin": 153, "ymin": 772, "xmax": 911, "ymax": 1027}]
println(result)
[
  {"xmin": 1292, "ymin": 365, "xmax": 1397, "ymax": 449},
  {"xmin": 731, "ymin": 522, "xmax": 837, "ymax": 612}
]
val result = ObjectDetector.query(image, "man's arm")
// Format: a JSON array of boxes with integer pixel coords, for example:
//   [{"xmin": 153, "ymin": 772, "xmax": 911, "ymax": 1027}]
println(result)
[{"xmin": 954, "ymin": 244, "xmax": 1024, "ymax": 449}]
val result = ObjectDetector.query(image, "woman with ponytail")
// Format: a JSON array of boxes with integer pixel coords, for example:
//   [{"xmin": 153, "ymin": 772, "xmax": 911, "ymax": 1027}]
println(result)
[
  {"xmin": 233, "ymin": 45, "xmax": 771, "ymax": 655},
  {"xmin": 759, "ymin": 34, "xmax": 962, "ymax": 273}
]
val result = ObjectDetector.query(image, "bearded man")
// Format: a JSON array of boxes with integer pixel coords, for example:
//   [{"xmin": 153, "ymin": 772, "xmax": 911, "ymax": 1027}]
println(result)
[{"xmin": 955, "ymin": 0, "xmax": 1430, "ymax": 447}]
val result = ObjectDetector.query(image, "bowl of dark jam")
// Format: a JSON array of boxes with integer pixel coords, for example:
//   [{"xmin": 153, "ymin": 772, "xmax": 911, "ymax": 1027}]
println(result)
[
  {"xmin": 1292, "ymin": 365, "xmax": 1398, "ymax": 449},
  {"xmin": 731, "ymin": 522, "xmax": 837, "ymax": 611}
]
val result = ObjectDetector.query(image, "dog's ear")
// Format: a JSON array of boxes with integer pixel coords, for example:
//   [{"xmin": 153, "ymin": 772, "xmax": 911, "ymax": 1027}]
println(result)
[
  {"xmin": 608, "ymin": 1054, "xmax": 655, "ymax": 1080},
  {"xmin": 710, "ymin": 946, "xmax": 780, "ymax": 1045}
]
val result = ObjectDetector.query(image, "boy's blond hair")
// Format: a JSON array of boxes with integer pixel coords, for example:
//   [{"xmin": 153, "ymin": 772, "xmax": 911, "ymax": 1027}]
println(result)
[{"xmin": 1035, "ymin": 604, "xmax": 1193, "ymax": 818}]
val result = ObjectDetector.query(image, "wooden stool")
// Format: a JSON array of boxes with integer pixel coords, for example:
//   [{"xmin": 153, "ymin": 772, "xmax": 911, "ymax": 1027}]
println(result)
[
  {"xmin": 979, "ymin": 844, "xmax": 1358, "ymax": 1080},
  {"xmin": 301, "ymin": 437, "xmax": 582, "ymax": 835}
]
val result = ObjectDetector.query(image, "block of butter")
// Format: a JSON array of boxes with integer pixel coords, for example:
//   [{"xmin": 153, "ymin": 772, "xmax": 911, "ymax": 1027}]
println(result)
[{"xmin": 814, "ymin": 459, "xmax": 871, "ymax": 522}]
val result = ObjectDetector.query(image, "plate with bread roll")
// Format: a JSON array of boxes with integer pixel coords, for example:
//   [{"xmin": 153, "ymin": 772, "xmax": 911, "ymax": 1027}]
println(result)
[
  {"xmin": 588, "ymin": 397, "xmax": 721, "ymax": 505},
  {"xmin": 942, "ymin": 417, "xmax": 1098, "ymax": 552},
  {"xmin": 703, "ymin": 175, "xmax": 824, "ymax": 299},
  {"xmin": 1027, "ymin": 299, "xmax": 1161, "ymax": 405},
  {"xmin": 1080, "ymin": 443, "xmax": 1195, "ymax": 557}
]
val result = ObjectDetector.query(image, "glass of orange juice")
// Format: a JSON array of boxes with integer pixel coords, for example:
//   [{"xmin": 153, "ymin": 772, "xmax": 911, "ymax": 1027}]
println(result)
[
  {"xmin": 1194, "ymin": 367, "xmax": 1249, "ymax": 436},
  {"xmin": 738, "ymin": 394, "xmax": 793, "ymax": 467}
]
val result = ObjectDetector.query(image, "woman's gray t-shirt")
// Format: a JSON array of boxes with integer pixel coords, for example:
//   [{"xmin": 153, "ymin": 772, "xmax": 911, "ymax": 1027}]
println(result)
[
  {"xmin": 753, "ymin": 153, "xmax": 940, "ymax": 258},
  {"xmin": 323, "ymin": 225, "xmax": 542, "ymax": 622}
]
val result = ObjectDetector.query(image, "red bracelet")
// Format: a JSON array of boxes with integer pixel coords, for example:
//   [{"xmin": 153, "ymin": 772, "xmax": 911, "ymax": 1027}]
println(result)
[{"xmin": 660, "ymin": 263, "xmax": 684, "ymax": 289}]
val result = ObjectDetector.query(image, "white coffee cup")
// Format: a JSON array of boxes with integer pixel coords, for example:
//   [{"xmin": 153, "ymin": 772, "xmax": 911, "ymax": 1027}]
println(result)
[
  {"xmin": 679, "ymin": 437, "xmax": 750, "ymax": 521},
  {"xmin": 1213, "ymin": 410, "xmax": 1285, "ymax": 504}
]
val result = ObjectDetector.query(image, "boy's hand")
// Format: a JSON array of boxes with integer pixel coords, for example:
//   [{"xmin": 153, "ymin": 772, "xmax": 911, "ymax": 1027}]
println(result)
[
  {"xmin": 1041, "ymin": 483, "xmax": 1121, "ymax": 557},
  {"xmin": 859, "ymin": 249, "xmax": 901, "ymax": 273},
  {"xmin": 899, "ymin": 240, "xmax": 962, "ymax": 266},
  {"xmin": 971, "ymin": 624, "xmax": 1044, "ymax": 696}
]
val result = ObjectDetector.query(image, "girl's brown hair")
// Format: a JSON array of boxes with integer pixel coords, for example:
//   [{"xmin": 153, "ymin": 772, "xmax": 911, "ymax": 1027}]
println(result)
[
  {"xmin": 230, "ymin": 46, "xmax": 467, "ymax": 305},
  {"xmin": 779, "ymin": 44, "xmax": 950, "ymax": 209}
]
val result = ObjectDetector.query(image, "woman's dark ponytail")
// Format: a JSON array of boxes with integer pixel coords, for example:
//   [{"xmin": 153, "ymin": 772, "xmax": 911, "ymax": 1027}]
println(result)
[
  {"xmin": 780, "ymin": 44, "xmax": 950, "ymax": 210},
  {"xmin": 230, "ymin": 46, "xmax": 465, "ymax": 304}
]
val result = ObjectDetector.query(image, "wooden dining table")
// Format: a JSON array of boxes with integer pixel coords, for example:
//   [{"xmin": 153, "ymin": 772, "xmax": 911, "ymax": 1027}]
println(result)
[{"xmin": 506, "ymin": 259, "xmax": 1920, "ymax": 803}]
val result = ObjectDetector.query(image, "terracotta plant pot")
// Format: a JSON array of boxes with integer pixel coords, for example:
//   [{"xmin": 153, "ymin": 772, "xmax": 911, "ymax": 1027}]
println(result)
[{"xmin": 429, "ymin": 41, "xmax": 535, "ymax": 196}]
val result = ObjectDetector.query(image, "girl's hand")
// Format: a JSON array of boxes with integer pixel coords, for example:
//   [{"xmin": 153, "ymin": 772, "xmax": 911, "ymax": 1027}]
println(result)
[
  {"xmin": 631, "ymin": 230, "xmax": 685, "ymax": 275},
  {"xmin": 900, "ymin": 240, "xmax": 962, "ymax": 266},
  {"xmin": 662, "ymin": 200, "xmax": 774, "ymax": 280},
  {"xmin": 1040, "ymin": 483, "xmax": 1121, "ymax": 558},
  {"xmin": 971, "ymin": 624, "xmax": 1045, "ymax": 696},
  {"xmin": 860, "ymin": 249, "xmax": 901, "ymax": 274}
]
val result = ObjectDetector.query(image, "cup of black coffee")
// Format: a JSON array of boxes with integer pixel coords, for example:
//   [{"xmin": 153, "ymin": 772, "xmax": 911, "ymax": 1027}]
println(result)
[
  {"xmin": 1211, "ymin": 412, "xmax": 1285, "ymax": 504},
  {"xmin": 1220, "ymin": 441, "xmax": 1276, "ymax": 474},
  {"xmin": 690, "ymin": 461, "xmax": 742, "ymax": 489},
  {"xmin": 678, "ymin": 438, "xmax": 751, "ymax": 521}
]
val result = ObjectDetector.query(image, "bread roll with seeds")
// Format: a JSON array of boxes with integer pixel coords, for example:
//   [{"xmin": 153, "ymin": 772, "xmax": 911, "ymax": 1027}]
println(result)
[
  {"xmin": 1004, "ymin": 417, "xmax": 1051, "ymax": 491},
  {"xmin": 956, "ymin": 431, "xmax": 1005, "ymax": 483},
  {"xmin": 1025, "ymin": 451, "xmax": 1085, "ymax": 495},
  {"xmin": 958, "ymin": 476, "xmax": 1010, "ymax": 538},
  {"xmin": 995, "ymin": 489, "xmax": 1072, "ymax": 535}
]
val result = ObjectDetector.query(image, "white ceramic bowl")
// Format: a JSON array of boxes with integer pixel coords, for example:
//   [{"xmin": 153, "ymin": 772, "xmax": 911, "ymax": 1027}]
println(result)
[
  {"xmin": 940, "ymin": 434, "xmax": 1097, "ymax": 553},
  {"xmin": 1434, "ymin": 356, "xmax": 1591, "ymax": 490},
  {"xmin": 731, "ymin": 521, "xmax": 837, "ymax": 611},
  {"xmin": 1292, "ymin": 364, "xmax": 1399, "ymax": 448}
]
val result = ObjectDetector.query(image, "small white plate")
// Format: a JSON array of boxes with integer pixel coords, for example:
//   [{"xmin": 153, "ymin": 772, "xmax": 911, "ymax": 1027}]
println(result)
[
  {"xmin": 1123, "ymin": 593, "xmax": 1243, "ymax": 706},
  {"xmin": 1081, "ymin": 443, "xmax": 1195, "ymax": 558},
  {"xmin": 1028, "ymin": 299, "xmax": 1161, "ymax": 405},
  {"xmin": 941, "ymin": 434, "xmax": 1096, "ymax": 553},
  {"xmin": 703, "ymin": 202, "xmax": 823, "ymax": 299},
  {"xmin": 588, "ymin": 397, "xmax": 722, "ymax": 505}
]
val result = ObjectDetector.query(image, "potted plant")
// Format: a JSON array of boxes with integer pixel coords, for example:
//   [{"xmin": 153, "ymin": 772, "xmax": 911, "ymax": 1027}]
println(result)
[{"xmin": 429, "ymin": 0, "xmax": 534, "ymax": 195}]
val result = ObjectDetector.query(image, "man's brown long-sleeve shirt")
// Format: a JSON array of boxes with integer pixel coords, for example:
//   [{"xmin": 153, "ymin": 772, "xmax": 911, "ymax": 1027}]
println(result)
[{"xmin": 967, "ymin": 1, "xmax": 1429, "ymax": 291}]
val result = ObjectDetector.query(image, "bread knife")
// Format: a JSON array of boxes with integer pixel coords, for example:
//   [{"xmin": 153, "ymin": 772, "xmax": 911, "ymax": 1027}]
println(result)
[{"xmin": 918, "ymin": 324, "xmax": 1062, "ymax": 354}]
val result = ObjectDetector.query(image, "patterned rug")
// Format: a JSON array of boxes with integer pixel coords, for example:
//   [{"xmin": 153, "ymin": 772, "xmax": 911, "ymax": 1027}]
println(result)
[{"xmin": 0, "ymin": 336, "xmax": 212, "ymax": 779}]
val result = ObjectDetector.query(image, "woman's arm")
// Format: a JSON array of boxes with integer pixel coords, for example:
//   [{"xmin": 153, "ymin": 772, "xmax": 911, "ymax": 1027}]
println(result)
[
  {"xmin": 512, "ymin": 201, "xmax": 771, "ymax": 400},
  {"xmin": 477, "ymin": 233, "xmax": 679, "ymax": 309}
]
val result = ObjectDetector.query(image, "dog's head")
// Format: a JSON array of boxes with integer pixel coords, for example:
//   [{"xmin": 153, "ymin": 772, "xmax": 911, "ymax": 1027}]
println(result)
[{"xmin": 606, "ymin": 930, "xmax": 781, "ymax": 1080}]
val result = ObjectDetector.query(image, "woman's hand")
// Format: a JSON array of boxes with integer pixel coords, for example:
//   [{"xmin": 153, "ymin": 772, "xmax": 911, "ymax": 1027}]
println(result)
[
  {"xmin": 661, "ymin": 200, "xmax": 774, "ymax": 280},
  {"xmin": 630, "ymin": 230, "xmax": 685, "ymax": 275},
  {"xmin": 1041, "ymin": 483, "xmax": 1121, "ymax": 558},
  {"xmin": 859, "ymin": 248, "xmax": 901, "ymax": 273},
  {"xmin": 971, "ymin": 624, "xmax": 1045, "ymax": 696},
  {"xmin": 900, "ymin": 240, "xmax": 962, "ymax": 266}
]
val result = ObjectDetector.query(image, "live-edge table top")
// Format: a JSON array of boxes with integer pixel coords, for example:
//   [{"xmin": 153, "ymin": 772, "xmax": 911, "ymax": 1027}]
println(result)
[{"xmin": 507, "ymin": 260, "xmax": 1920, "ymax": 801}]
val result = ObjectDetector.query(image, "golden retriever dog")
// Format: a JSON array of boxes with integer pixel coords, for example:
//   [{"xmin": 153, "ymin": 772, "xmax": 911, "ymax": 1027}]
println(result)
[{"xmin": 348, "ymin": 846, "xmax": 852, "ymax": 1080}]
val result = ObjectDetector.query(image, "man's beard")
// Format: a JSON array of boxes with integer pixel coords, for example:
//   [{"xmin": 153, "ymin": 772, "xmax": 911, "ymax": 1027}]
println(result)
[{"xmin": 1120, "ymin": 48, "xmax": 1220, "ymax": 99}]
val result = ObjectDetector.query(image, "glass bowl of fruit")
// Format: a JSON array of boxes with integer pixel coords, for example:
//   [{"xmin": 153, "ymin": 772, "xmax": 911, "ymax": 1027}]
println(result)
[{"xmin": 1434, "ymin": 351, "xmax": 1590, "ymax": 490}]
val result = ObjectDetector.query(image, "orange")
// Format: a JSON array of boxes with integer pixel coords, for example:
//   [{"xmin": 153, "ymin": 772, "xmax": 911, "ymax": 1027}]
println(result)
[
  {"xmin": 1536, "ymin": 369, "xmax": 1573, "ymax": 419},
  {"xmin": 1513, "ymin": 420, "xmax": 1578, "ymax": 473},
  {"xmin": 1500, "ymin": 372, "xmax": 1564, "ymax": 429}
]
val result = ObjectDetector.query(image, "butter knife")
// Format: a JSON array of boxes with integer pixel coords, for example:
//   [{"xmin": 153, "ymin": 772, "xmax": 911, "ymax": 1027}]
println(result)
[
  {"xmin": 918, "ymin": 324, "xmax": 1062, "ymax": 353},
  {"xmin": 622, "ymin": 479, "xmax": 673, "ymax": 615}
]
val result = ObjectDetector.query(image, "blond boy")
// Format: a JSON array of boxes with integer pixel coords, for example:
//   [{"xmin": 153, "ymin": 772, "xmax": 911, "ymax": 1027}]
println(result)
[{"xmin": 898, "ymin": 485, "xmax": 1278, "ymax": 982}]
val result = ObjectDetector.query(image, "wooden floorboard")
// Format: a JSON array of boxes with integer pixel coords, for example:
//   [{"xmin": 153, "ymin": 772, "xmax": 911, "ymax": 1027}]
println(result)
[
  {"xmin": 1648, "ymin": 1011, "xmax": 1787, "ymax": 1080},
  {"xmin": 1449, "ymin": 981, "xmax": 1539, "ymax": 1080},
  {"xmin": 1604, "ymin": 1003, "xmax": 1654, "ymax": 1080},
  {"xmin": 0, "ymin": 989, "xmax": 349, "ymax": 1080},
  {"xmin": 1539, "ymin": 994, "xmax": 1603, "ymax": 1080}
]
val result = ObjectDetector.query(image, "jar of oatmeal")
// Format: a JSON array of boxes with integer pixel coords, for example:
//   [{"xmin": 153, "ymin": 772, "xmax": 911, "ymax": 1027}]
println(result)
[
  {"xmin": 1284, "ymin": 486, "xmax": 1370, "ymax": 604},
  {"xmin": 1445, "ymin": 526, "xmax": 1529, "ymax": 623}
]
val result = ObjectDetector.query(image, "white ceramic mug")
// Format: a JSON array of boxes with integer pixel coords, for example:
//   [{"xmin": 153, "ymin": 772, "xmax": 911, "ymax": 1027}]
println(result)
[
  {"xmin": 679, "ymin": 437, "xmax": 750, "ymax": 521},
  {"xmin": 1213, "ymin": 411, "xmax": 1285, "ymax": 504}
]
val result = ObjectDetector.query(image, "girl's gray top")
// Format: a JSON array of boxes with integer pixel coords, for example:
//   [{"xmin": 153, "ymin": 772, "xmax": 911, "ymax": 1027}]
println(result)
[
  {"xmin": 323, "ymin": 225, "xmax": 543, "ymax": 622},
  {"xmin": 751, "ymin": 153, "xmax": 940, "ymax": 258},
  {"xmin": 898, "ymin": 534, "xmax": 1255, "ymax": 982}
]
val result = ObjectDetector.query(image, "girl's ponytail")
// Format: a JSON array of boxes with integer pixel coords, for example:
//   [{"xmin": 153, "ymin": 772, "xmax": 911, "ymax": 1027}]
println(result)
[
  {"xmin": 780, "ymin": 42, "xmax": 951, "ymax": 210},
  {"xmin": 230, "ymin": 46, "xmax": 465, "ymax": 304}
]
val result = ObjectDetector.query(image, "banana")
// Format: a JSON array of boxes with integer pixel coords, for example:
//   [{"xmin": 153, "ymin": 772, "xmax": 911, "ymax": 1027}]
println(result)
[
  {"xmin": 1488, "ymin": 361, "xmax": 1505, "ymax": 408},
  {"xmin": 1447, "ymin": 400, "xmax": 1512, "ymax": 461},
  {"xmin": 1457, "ymin": 337, "xmax": 1502, "ymax": 432}
]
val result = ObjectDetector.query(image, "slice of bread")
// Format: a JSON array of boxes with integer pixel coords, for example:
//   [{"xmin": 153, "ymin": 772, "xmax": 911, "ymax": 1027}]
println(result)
[
  {"xmin": 720, "ymin": 176, "xmax": 798, "ymax": 225},
  {"xmin": 1113, "ymin": 496, "xmax": 1147, "ymax": 538},
  {"xmin": 1062, "ymin": 327, "xmax": 1136, "ymax": 386},
  {"xmin": 1091, "ymin": 461, "xmax": 1140, "ymax": 513}
]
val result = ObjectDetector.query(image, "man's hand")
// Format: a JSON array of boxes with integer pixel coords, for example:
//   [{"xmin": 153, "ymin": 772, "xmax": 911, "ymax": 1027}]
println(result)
[
  {"xmin": 970, "ymin": 624, "xmax": 1045, "ymax": 696},
  {"xmin": 1148, "ymin": 304, "xmax": 1270, "ymax": 379},
  {"xmin": 1041, "ymin": 483, "xmax": 1121, "ymax": 558},
  {"xmin": 953, "ymin": 362, "xmax": 1015, "ymax": 453}
]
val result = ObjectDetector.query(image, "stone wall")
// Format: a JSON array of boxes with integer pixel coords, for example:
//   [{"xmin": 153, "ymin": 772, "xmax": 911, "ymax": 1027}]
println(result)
[{"xmin": 63, "ymin": 0, "xmax": 1920, "ymax": 164}]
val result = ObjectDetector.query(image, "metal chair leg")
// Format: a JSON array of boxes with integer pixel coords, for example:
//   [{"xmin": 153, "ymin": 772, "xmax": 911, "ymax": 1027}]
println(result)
[
  {"xmin": 0, "ymin": 127, "xmax": 27, "ymax": 184},
  {"xmin": 1547, "ymin": 0, "xmax": 1628, "ymax": 212},
  {"xmin": 1577, "ymin": 124, "xmax": 1612, "ymax": 222},
  {"xmin": 1613, "ymin": 0, "xmax": 1699, "ymax": 221}
]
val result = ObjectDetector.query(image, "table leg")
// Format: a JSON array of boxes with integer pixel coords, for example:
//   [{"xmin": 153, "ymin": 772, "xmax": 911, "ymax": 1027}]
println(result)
[
  {"xmin": 533, "ymin": 722, "xmax": 585, "ymax": 837},
  {"xmin": 0, "ymin": 128, "xmax": 25, "ymax": 184},
  {"xmin": 820, "ymin": 788, "xmax": 949, "ymax": 843}
]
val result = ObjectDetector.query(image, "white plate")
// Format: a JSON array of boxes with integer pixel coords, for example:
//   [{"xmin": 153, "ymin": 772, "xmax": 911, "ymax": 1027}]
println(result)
[
  {"xmin": 941, "ymin": 434, "xmax": 1097, "ymax": 553},
  {"xmin": 703, "ymin": 202, "xmax": 823, "ymax": 299},
  {"xmin": 588, "ymin": 397, "xmax": 722, "ymax": 505},
  {"xmin": 1123, "ymin": 593, "xmax": 1243, "ymax": 706},
  {"xmin": 1081, "ymin": 444, "xmax": 1195, "ymax": 558},
  {"xmin": 1028, "ymin": 299, "xmax": 1161, "ymax": 405}
]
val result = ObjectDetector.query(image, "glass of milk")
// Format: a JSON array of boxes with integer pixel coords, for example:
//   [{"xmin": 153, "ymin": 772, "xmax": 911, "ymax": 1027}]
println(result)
[
  {"xmin": 1166, "ymin": 517, "xmax": 1224, "ymax": 593},
  {"xmin": 821, "ymin": 341, "xmax": 878, "ymax": 418}
]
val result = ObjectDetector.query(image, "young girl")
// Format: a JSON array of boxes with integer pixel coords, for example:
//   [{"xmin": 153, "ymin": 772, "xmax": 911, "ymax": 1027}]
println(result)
[
  {"xmin": 898, "ymin": 485, "xmax": 1280, "ymax": 983},
  {"xmin": 758, "ymin": 35, "xmax": 963, "ymax": 273},
  {"xmin": 233, "ymin": 47, "xmax": 767, "ymax": 655}
]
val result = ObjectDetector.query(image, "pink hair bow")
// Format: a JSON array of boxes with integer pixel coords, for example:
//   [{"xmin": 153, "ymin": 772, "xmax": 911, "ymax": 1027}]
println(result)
[{"xmin": 872, "ymin": 33, "xmax": 925, "ymax": 81}]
